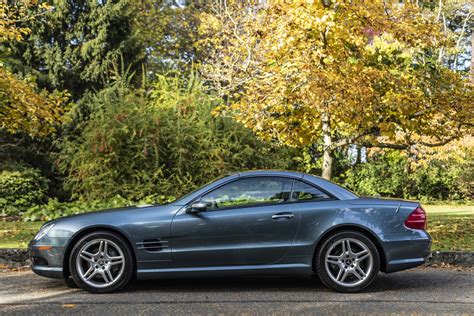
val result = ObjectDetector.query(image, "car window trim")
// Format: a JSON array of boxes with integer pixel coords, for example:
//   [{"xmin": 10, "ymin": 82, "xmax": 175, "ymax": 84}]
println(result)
[
  {"xmin": 199, "ymin": 175, "xmax": 294, "ymax": 211},
  {"xmin": 291, "ymin": 178, "xmax": 337, "ymax": 201},
  {"xmin": 186, "ymin": 175, "xmax": 338, "ymax": 212}
]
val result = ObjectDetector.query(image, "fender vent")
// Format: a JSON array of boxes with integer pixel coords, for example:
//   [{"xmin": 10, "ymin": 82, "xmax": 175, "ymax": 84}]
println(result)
[{"xmin": 136, "ymin": 239, "xmax": 168, "ymax": 252}]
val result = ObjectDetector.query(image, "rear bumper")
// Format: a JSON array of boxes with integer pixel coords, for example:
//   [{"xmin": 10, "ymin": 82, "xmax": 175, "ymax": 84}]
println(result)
[{"xmin": 382, "ymin": 231, "xmax": 432, "ymax": 273}]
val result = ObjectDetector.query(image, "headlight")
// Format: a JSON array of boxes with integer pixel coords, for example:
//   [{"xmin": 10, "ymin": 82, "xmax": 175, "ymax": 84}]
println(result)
[{"xmin": 34, "ymin": 223, "xmax": 55, "ymax": 241}]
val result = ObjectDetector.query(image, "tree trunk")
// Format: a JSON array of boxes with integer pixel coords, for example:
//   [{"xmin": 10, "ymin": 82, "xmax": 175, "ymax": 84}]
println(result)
[
  {"xmin": 321, "ymin": 111, "xmax": 333, "ymax": 180},
  {"xmin": 402, "ymin": 148, "xmax": 413, "ymax": 199},
  {"xmin": 322, "ymin": 147, "xmax": 333, "ymax": 180}
]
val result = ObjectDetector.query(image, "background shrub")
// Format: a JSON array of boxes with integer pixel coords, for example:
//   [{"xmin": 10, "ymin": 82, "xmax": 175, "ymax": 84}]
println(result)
[
  {"xmin": 57, "ymin": 72, "xmax": 297, "ymax": 201},
  {"xmin": 0, "ymin": 163, "xmax": 49, "ymax": 216},
  {"xmin": 344, "ymin": 150, "xmax": 472, "ymax": 201}
]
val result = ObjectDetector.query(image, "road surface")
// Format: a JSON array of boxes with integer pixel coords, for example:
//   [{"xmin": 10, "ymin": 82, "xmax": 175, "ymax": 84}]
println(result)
[{"xmin": 0, "ymin": 267, "xmax": 473, "ymax": 315}]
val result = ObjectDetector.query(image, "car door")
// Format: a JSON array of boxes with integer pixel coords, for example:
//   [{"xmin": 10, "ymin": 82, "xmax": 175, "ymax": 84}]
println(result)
[{"xmin": 170, "ymin": 176, "xmax": 300, "ymax": 267}]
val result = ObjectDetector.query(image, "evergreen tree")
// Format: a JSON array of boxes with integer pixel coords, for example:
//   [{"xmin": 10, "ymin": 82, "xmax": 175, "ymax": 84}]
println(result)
[
  {"xmin": 135, "ymin": 0, "xmax": 211, "ymax": 74},
  {"xmin": 5, "ymin": 0, "xmax": 144, "ymax": 99}
]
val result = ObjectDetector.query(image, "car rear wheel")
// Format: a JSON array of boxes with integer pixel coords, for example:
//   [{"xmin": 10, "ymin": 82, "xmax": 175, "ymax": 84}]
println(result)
[
  {"xmin": 69, "ymin": 231, "xmax": 133, "ymax": 293},
  {"xmin": 315, "ymin": 231, "xmax": 380, "ymax": 293}
]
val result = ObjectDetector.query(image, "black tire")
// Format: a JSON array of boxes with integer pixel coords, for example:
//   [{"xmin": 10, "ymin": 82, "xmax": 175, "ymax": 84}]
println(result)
[
  {"xmin": 64, "ymin": 277, "xmax": 78, "ymax": 288},
  {"xmin": 69, "ymin": 231, "xmax": 134, "ymax": 293},
  {"xmin": 315, "ymin": 230, "xmax": 380, "ymax": 293}
]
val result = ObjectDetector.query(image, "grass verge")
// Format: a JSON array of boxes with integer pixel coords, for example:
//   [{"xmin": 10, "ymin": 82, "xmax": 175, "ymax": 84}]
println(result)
[
  {"xmin": 424, "ymin": 204, "xmax": 473, "ymax": 252},
  {"xmin": 0, "ymin": 221, "xmax": 43, "ymax": 248}
]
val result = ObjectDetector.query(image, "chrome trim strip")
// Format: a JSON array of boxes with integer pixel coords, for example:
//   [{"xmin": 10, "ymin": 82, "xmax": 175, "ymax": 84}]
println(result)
[
  {"xmin": 137, "ymin": 263, "xmax": 310, "ymax": 274},
  {"xmin": 388, "ymin": 258, "xmax": 425, "ymax": 265},
  {"xmin": 136, "ymin": 241, "xmax": 169, "ymax": 245},
  {"xmin": 32, "ymin": 266, "xmax": 63, "ymax": 272}
]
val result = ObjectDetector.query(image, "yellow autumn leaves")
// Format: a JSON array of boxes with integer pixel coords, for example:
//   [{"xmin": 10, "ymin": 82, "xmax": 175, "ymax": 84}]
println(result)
[
  {"xmin": 0, "ymin": 1, "xmax": 66, "ymax": 137},
  {"xmin": 202, "ymin": 1, "xmax": 473, "ymax": 150}
]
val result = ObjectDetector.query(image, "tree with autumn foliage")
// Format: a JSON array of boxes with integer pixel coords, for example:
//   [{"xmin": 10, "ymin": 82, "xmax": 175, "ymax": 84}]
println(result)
[
  {"xmin": 200, "ymin": 0, "xmax": 474, "ymax": 180},
  {"xmin": 0, "ymin": 0, "xmax": 66, "ymax": 137}
]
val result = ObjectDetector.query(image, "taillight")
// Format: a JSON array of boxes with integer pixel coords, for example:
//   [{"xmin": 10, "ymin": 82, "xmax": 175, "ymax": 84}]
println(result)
[{"xmin": 404, "ymin": 206, "xmax": 427, "ymax": 230}]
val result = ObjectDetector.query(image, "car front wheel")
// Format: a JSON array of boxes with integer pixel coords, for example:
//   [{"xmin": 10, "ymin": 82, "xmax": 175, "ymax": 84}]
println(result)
[
  {"xmin": 69, "ymin": 231, "xmax": 133, "ymax": 293},
  {"xmin": 315, "ymin": 231, "xmax": 380, "ymax": 293}
]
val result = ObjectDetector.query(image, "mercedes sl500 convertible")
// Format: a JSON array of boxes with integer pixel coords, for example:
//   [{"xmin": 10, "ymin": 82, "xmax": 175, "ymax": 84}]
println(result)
[{"xmin": 29, "ymin": 170, "xmax": 431, "ymax": 293}]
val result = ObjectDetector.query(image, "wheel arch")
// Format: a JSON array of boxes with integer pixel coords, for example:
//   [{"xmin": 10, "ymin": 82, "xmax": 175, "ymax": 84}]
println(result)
[
  {"xmin": 62, "ymin": 225, "xmax": 137, "ymax": 279},
  {"xmin": 312, "ymin": 224, "xmax": 387, "ymax": 273}
]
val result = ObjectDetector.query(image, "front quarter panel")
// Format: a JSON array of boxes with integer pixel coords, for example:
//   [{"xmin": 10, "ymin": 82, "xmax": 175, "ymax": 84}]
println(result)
[{"xmin": 29, "ymin": 205, "xmax": 182, "ymax": 272}]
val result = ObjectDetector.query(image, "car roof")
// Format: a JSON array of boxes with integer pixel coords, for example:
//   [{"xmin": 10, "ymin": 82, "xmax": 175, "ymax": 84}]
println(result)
[
  {"xmin": 237, "ymin": 170, "xmax": 304, "ymax": 179},
  {"xmin": 237, "ymin": 170, "xmax": 357, "ymax": 200},
  {"xmin": 173, "ymin": 170, "xmax": 358, "ymax": 205}
]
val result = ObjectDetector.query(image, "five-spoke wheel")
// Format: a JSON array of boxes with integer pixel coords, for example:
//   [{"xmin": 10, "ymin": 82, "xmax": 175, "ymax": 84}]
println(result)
[
  {"xmin": 76, "ymin": 239, "xmax": 125, "ymax": 288},
  {"xmin": 316, "ymin": 231, "xmax": 380, "ymax": 292},
  {"xmin": 69, "ymin": 231, "xmax": 133, "ymax": 293}
]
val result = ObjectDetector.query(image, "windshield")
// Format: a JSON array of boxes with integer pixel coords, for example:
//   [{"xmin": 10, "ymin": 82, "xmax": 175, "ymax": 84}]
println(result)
[{"xmin": 165, "ymin": 174, "xmax": 232, "ymax": 204}]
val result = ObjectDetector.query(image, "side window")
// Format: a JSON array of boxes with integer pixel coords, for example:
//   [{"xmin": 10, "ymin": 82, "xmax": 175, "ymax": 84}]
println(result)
[
  {"xmin": 291, "ymin": 180, "xmax": 331, "ymax": 201},
  {"xmin": 201, "ymin": 177, "xmax": 293, "ymax": 210}
]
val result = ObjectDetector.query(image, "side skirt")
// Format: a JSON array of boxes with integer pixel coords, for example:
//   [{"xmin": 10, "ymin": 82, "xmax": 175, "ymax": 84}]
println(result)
[{"xmin": 136, "ymin": 263, "xmax": 312, "ymax": 280}]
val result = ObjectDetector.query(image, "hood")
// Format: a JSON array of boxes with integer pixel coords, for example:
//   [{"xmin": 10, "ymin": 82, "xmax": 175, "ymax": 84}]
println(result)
[{"xmin": 52, "ymin": 204, "xmax": 163, "ymax": 222}]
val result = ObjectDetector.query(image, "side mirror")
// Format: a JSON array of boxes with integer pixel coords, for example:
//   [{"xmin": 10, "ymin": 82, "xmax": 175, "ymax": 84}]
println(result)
[{"xmin": 187, "ymin": 202, "xmax": 207, "ymax": 214}]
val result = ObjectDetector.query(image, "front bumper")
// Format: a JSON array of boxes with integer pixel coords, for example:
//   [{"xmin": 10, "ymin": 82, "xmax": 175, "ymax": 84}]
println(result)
[
  {"xmin": 28, "ymin": 241, "xmax": 66, "ymax": 279},
  {"xmin": 31, "ymin": 265, "xmax": 63, "ymax": 279}
]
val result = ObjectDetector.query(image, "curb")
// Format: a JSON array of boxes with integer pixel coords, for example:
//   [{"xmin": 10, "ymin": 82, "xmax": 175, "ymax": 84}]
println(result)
[
  {"xmin": 425, "ymin": 251, "xmax": 474, "ymax": 268},
  {"xmin": 0, "ymin": 248, "xmax": 29, "ymax": 268},
  {"xmin": 1, "ymin": 248, "xmax": 473, "ymax": 269}
]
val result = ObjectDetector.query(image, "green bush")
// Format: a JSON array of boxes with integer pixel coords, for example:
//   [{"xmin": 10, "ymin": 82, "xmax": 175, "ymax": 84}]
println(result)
[
  {"xmin": 57, "ymin": 78, "xmax": 163, "ymax": 200},
  {"xmin": 0, "ymin": 164, "xmax": 49, "ymax": 216},
  {"xmin": 57, "ymin": 72, "xmax": 296, "ymax": 201},
  {"xmin": 344, "ymin": 151, "xmax": 406, "ymax": 198},
  {"xmin": 344, "ymin": 150, "xmax": 472, "ymax": 201}
]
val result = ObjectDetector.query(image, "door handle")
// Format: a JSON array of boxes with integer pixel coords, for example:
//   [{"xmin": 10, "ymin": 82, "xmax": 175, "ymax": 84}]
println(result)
[{"xmin": 272, "ymin": 212, "xmax": 294, "ymax": 220}]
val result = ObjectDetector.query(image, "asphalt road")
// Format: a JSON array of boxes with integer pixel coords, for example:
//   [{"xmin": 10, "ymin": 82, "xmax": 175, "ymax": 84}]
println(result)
[{"xmin": 0, "ymin": 267, "xmax": 473, "ymax": 315}]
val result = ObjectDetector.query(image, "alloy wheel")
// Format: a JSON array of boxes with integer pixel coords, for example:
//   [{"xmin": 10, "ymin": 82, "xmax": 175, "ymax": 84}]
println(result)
[
  {"xmin": 75, "ymin": 239, "xmax": 125, "ymax": 288},
  {"xmin": 324, "ymin": 238, "xmax": 373, "ymax": 287}
]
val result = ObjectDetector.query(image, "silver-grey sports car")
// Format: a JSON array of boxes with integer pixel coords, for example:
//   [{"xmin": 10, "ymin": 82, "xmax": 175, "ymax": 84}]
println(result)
[{"xmin": 29, "ymin": 170, "xmax": 431, "ymax": 293}]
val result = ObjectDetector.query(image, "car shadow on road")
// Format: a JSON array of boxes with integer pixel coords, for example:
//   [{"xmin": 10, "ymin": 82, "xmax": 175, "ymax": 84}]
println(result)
[
  {"xmin": 125, "ymin": 268, "xmax": 465, "ymax": 294},
  {"xmin": 128, "ymin": 275, "xmax": 323, "ymax": 293}
]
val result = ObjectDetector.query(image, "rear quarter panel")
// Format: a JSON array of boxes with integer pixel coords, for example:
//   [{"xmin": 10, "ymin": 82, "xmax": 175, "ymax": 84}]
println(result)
[{"xmin": 285, "ymin": 198, "xmax": 429, "ymax": 268}]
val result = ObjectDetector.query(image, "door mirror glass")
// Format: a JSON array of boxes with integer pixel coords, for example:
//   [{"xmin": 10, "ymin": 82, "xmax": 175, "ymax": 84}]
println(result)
[{"xmin": 188, "ymin": 202, "xmax": 207, "ymax": 213}]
